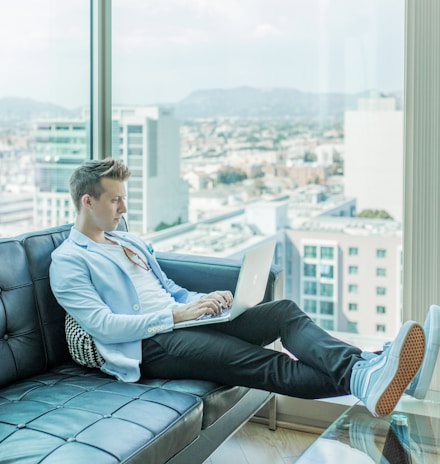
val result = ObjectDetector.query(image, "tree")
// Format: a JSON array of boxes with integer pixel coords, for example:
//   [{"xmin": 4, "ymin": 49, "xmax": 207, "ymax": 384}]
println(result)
[
  {"xmin": 217, "ymin": 167, "xmax": 247, "ymax": 184},
  {"xmin": 154, "ymin": 217, "xmax": 182, "ymax": 232},
  {"xmin": 358, "ymin": 209, "xmax": 394, "ymax": 220},
  {"xmin": 304, "ymin": 150, "xmax": 317, "ymax": 162}
]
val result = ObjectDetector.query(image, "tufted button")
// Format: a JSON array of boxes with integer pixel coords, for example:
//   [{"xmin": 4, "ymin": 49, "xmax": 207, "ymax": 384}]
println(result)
[
  {"xmin": 17, "ymin": 424, "xmax": 26, "ymax": 429},
  {"xmin": 3, "ymin": 334, "xmax": 8, "ymax": 341},
  {"xmin": 67, "ymin": 437, "xmax": 76, "ymax": 442},
  {"xmin": 103, "ymin": 414, "xmax": 111, "ymax": 419},
  {"xmin": 133, "ymin": 304, "xmax": 140, "ymax": 311}
]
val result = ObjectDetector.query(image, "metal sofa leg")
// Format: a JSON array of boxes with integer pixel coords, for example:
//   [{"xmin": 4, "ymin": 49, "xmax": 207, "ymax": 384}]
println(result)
[{"xmin": 268, "ymin": 394, "xmax": 277, "ymax": 431}]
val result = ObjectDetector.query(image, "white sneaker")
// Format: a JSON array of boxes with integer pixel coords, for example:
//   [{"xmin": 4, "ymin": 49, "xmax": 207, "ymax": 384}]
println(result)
[
  {"xmin": 350, "ymin": 321, "xmax": 425, "ymax": 417},
  {"xmin": 406, "ymin": 304, "xmax": 440, "ymax": 399}
]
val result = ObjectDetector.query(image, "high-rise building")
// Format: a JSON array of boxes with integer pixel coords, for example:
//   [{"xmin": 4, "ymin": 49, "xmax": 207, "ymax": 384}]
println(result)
[
  {"xmin": 31, "ymin": 119, "xmax": 90, "ymax": 228},
  {"xmin": 32, "ymin": 119, "xmax": 90, "ymax": 193},
  {"xmin": 113, "ymin": 106, "xmax": 189, "ymax": 234},
  {"xmin": 344, "ymin": 95, "xmax": 403, "ymax": 221}
]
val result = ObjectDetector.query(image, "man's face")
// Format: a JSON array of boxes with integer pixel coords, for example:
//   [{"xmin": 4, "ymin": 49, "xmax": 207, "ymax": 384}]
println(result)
[{"xmin": 87, "ymin": 177, "xmax": 127, "ymax": 231}]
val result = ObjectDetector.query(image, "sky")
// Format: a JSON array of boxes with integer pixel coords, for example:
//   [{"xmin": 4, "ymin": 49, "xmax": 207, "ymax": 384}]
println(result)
[{"xmin": 0, "ymin": 0, "xmax": 404, "ymax": 109}]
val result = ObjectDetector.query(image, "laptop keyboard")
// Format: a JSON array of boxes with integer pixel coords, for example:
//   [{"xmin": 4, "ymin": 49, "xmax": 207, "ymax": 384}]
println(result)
[{"xmin": 197, "ymin": 307, "xmax": 232, "ymax": 321}]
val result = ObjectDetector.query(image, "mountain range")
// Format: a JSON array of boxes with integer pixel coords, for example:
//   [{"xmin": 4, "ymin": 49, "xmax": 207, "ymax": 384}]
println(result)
[
  {"xmin": 0, "ymin": 87, "xmax": 403, "ymax": 124},
  {"xmin": 175, "ymin": 87, "xmax": 402, "ymax": 119},
  {"xmin": 0, "ymin": 97, "xmax": 79, "ymax": 122}
]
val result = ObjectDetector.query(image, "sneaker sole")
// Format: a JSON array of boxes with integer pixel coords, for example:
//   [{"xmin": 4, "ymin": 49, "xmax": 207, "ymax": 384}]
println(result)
[
  {"xmin": 375, "ymin": 323, "xmax": 425, "ymax": 416},
  {"xmin": 412, "ymin": 305, "xmax": 440, "ymax": 399}
]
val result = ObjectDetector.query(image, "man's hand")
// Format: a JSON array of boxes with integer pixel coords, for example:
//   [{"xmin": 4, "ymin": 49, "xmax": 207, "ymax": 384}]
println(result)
[{"xmin": 172, "ymin": 290, "xmax": 233, "ymax": 323}]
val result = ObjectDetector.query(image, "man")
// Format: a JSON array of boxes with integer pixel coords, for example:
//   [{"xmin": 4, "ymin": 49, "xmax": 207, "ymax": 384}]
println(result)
[{"xmin": 50, "ymin": 158, "xmax": 436, "ymax": 418}]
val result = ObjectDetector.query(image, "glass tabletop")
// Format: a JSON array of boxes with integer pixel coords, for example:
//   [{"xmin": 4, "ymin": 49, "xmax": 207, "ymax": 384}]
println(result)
[{"xmin": 295, "ymin": 395, "xmax": 440, "ymax": 463}]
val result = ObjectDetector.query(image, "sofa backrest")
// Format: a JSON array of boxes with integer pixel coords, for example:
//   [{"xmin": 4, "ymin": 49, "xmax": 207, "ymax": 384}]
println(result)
[
  {"xmin": 0, "ymin": 237, "xmax": 48, "ymax": 387},
  {"xmin": 21, "ymin": 224, "xmax": 73, "ymax": 368},
  {"xmin": 19, "ymin": 220, "xmax": 128, "ymax": 368},
  {"xmin": 0, "ymin": 220, "xmax": 130, "ymax": 383}
]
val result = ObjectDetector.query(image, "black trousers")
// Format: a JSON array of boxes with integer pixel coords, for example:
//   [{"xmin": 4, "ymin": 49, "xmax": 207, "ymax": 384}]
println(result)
[{"xmin": 141, "ymin": 300, "xmax": 362, "ymax": 399}]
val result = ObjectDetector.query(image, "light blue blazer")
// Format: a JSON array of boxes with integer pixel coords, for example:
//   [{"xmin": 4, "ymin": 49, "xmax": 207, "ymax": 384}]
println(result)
[{"xmin": 49, "ymin": 228, "xmax": 204, "ymax": 382}]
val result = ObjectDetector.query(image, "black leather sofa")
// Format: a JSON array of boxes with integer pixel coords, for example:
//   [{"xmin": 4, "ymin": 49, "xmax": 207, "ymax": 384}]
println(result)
[{"xmin": 0, "ymin": 223, "xmax": 282, "ymax": 463}]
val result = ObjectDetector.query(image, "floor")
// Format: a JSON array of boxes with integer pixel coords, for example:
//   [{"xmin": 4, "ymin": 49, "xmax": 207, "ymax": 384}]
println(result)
[{"xmin": 202, "ymin": 421, "xmax": 318, "ymax": 464}]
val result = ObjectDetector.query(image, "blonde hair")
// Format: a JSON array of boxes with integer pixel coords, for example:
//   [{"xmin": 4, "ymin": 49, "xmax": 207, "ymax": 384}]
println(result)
[{"xmin": 70, "ymin": 158, "xmax": 131, "ymax": 211}]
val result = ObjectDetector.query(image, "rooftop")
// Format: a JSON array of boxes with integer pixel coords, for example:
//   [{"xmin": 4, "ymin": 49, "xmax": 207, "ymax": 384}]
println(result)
[{"xmin": 146, "ymin": 187, "xmax": 400, "ymax": 256}]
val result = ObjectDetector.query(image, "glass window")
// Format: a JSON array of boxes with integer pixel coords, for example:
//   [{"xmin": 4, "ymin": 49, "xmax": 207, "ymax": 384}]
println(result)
[
  {"xmin": 348, "ymin": 265, "xmax": 358, "ymax": 275},
  {"xmin": 320, "ymin": 283, "xmax": 334, "ymax": 297},
  {"xmin": 348, "ymin": 284, "xmax": 358, "ymax": 294},
  {"xmin": 347, "ymin": 321, "xmax": 358, "ymax": 333},
  {"xmin": 376, "ymin": 286, "xmax": 387, "ymax": 296},
  {"xmin": 376, "ymin": 267, "xmax": 387, "ymax": 276},
  {"xmin": 377, "ymin": 249, "xmax": 387, "ymax": 258},
  {"xmin": 320, "ymin": 264, "xmax": 334, "ymax": 279},
  {"xmin": 376, "ymin": 324, "xmax": 386, "ymax": 333},
  {"xmin": 320, "ymin": 246, "xmax": 334, "ymax": 260},
  {"xmin": 348, "ymin": 303, "xmax": 358, "ymax": 311},
  {"xmin": 127, "ymin": 125, "xmax": 143, "ymax": 134},
  {"xmin": 376, "ymin": 305, "xmax": 386, "ymax": 314},
  {"xmin": 0, "ymin": 2, "xmax": 90, "ymax": 236},
  {"xmin": 320, "ymin": 320, "xmax": 334, "ymax": 331},
  {"xmin": 320, "ymin": 301, "xmax": 334, "ymax": 315},
  {"xmin": 304, "ymin": 246, "xmax": 317, "ymax": 259},
  {"xmin": 304, "ymin": 281, "xmax": 317, "ymax": 295},
  {"xmin": 304, "ymin": 299, "xmax": 317, "ymax": 314},
  {"xmin": 303, "ymin": 263, "xmax": 317, "ymax": 277},
  {"xmin": 348, "ymin": 247, "xmax": 359, "ymax": 256}
]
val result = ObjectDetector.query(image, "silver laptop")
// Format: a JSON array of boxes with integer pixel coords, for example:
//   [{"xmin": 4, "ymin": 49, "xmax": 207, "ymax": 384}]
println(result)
[{"xmin": 173, "ymin": 241, "xmax": 276, "ymax": 329}]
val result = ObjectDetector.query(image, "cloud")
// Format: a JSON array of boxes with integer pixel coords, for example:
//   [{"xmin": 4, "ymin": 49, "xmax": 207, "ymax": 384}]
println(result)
[{"xmin": 253, "ymin": 24, "xmax": 282, "ymax": 39}]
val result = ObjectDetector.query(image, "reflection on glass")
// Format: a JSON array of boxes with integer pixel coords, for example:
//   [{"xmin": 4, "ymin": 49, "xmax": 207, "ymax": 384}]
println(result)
[{"xmin": 297, "ymin": 404, "xmax": 440, "ymax": 464}]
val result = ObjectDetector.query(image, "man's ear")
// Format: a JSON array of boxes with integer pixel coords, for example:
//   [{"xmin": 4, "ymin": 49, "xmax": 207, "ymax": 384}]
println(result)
[{"xmin": 81, "ymin": 194, "xmax": 93, "ymax": 210}]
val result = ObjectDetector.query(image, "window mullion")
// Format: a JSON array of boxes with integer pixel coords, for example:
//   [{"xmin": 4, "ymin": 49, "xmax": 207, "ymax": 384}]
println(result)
[
  {"xmin": 403, "ymin": 0, "xmax": 440, "ymax": 392},
  {"xmin": 91, "ymin": 0, "xmax": 112, "ymax": 160}
]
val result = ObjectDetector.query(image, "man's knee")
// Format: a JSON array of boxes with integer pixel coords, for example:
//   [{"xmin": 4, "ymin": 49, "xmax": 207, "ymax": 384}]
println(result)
[
  {"xmin": 277, "ymin": 298, "xmax": 300, "ymax": 310},
  {"xmin": 273, "ymin": 299, "xmax": 306, "ymax": 318}
]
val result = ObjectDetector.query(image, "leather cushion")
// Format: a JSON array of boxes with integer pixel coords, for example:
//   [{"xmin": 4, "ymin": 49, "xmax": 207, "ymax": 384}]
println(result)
[
  {"xmin": 0, "ymin": 239, "xmax": 46, "ymax": 388},
  {"xmin": 0, "ymin": 364, "xmax": 202, "ymax": 464},
  {"xmin": 139, "ymin": 378, "xmax": 249, "ymax": 429}
]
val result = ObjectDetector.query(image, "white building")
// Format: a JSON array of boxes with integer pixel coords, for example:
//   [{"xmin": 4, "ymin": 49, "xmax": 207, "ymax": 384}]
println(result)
[
  {"xmin": 34, "ymin": 192, "xmax": 76, "ymax": 230},
  {"xmin": 113, "ymin": 106, "xmax": 189, "ymax": 234},
  {"xmin": 0, "ymin": 193, "xmax": 34, "ymax": 237},
  {"xmin": 286, "ymin": 217, "xmax": 402, "ymax": 338},
  {"xmin": 146, "ymin": 189, "xmax": 401, "ymax": 339},
  {"xmin": 344, "ymin": 95, "xmax": 403, "ymax": 221}
]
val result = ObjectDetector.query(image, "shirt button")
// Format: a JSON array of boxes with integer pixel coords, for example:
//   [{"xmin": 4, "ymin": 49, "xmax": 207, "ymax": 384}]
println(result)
[{"xmin": 133, "ymin": 304, "xmax": 140, "ymax": 311}]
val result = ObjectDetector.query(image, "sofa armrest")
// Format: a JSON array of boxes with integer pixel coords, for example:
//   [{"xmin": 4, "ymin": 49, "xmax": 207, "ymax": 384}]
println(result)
[{"xmin": 156, "ymin": 251, "xmax": 283, "ymax": 303}]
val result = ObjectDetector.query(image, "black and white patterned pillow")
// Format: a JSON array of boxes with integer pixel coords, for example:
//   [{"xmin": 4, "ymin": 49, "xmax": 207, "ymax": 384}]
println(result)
[{"xmin": 65, "ymin": 313, "xmax": 104, "ymax": 368}]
